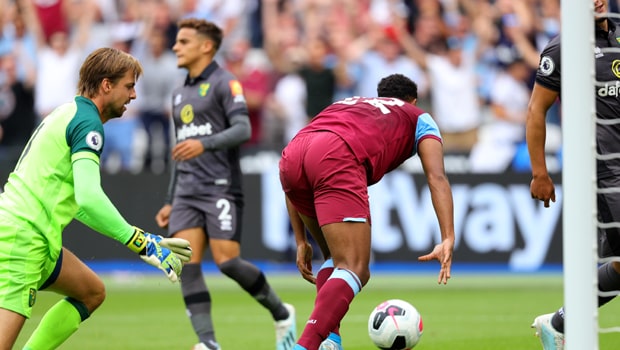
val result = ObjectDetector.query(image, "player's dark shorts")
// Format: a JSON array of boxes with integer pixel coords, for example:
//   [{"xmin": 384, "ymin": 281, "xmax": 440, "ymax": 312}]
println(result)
[
  {"xmin": 168, "ymin": 193, "xmax": 243, "ymax": 242},
  {"xmin": 598, "ymin": 176, "xmax": 620, "ymax": 257},
  {"xmin": 279, "ymin": 131, "xmax": 370, "ymax": 227}
]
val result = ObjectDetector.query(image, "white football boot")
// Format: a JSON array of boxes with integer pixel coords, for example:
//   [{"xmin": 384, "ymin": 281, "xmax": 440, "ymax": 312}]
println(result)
[
  {"xmin": 319, "ymin": 333, "xmax": 343, "ymax": 350},
  {"xmin": 531, "ymin": 313, "xmax": 565, "ymax": 350},
  {"xmin": 192, "ymin": 340, "xmax": 221, "ymax": 350},
  {"xmin": 275, "ymin": 303, "xmax": 297, "ymax": 350}
]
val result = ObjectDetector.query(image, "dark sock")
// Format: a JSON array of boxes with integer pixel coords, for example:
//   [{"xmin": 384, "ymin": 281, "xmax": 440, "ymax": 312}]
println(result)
[
  {"xmin": 551, "ymin": 307, "xmax": 565, "ymax": 333},
  {"xmin": 219, "ymin": 257, "xmax": 288, "ymax": 321},
  {"xmin": 549, "ymin": 263, "xmax": 620, "ymax": 335},
  {"xmin": 181, "ymin": 263, "xmax": 217, "ymax": 345}
]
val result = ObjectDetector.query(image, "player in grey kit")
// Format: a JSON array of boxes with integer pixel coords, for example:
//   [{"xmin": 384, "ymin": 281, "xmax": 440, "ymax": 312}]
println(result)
[
  {"xmin": 155, "ymin": 18, "xmax": 296, "ymax": 350},
  {"xmin": 528, "ymin": 1, "xmax": 620, "ymax": 349}
]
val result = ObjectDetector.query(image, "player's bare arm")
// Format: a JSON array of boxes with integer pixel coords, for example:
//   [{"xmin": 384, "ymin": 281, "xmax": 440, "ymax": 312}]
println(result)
[
  {"xmin": 526, "ymin": 83, "xmax": 559, "ymax": 207},
  {"xmin": 285, "ymin": 196, "xmax": 315, "ymax": 284},
  {"xmin": 416, "ymin": 137, "xmax": 455, "ymax": 284}
]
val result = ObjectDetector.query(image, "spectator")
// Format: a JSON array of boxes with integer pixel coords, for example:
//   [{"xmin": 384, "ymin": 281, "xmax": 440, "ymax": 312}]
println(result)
[
  {"xmin": 0, "ymin": 1, "xmax": 38, "ymax": 84},
  {"xmin": 469, "ymin": 57, "xmax": 531, "ymax": 172},
  {"xmin": 19, "ymin": 0, "xmax": 94, "ymax": 120},
  {"xmin": 224, "ymin": 36, "xmax": 274, "ymax": 147},
  {"xmin": 264, "ymin": 71, "xmax": 307, "ymax": 148},
  {"xmin": 393, "ymin": 9, "xmax": 487, "ymax": 154},
  {"xmin": 132, "ymin": 6, "xmax": 183, "ymax": 173},
  {"xmin": 0, "ymin": 52, "xmax": 36, "ymax": 165}
]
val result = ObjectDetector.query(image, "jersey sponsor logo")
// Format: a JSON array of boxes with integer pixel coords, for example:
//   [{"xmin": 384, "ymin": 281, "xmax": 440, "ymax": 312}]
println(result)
[
  {"xmin": 597, "ymin": 81, "xmax": 620, "ymax": 97},
  {"xmin": 177, "ymin": 121, "xmax": 213, "ymax": 141},
  {"xmin": 612, "ymin": 59, "xmax": 620, "ymax": 79},
  {"xmin": 86, "ymin": 131, "xmax": 103, "ymax": 151},
  {"xmin": 180, "ymin": 104, "xmax": 194, "ymax": 124},
  {"xmin": 539, "ymin": 56, "xmax": 554, "ymax": 76},
  {"xmin": 199, "ymin": 83, "xmax": 210, "ymax": 97}
]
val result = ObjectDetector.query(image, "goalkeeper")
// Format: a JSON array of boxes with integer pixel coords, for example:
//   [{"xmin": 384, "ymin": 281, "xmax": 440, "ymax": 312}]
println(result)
[{"xmin": 0, "ymin": 47, "xmax": 192, "ymax": 350}]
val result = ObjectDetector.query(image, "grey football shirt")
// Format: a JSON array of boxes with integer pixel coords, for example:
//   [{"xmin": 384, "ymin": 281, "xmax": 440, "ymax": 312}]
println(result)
[
  {"xmin": 535, "ymin": 19, "xmax": 620, "ymax": 179},
  {"xmin": 170, "ymin": 61, "xmax": 249, "ymax": 197}
]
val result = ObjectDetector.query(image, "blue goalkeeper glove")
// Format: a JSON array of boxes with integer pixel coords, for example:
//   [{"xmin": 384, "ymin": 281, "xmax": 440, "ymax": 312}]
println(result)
[{"xmin": 125, "ymin": 227, "xmax": 191, "ymax": 282}]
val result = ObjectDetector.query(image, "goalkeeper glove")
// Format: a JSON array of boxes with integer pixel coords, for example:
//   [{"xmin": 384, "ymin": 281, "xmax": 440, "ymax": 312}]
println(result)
[{"xmin": 126, "ymin": 227, "xmax": 190, "ymax": 282}]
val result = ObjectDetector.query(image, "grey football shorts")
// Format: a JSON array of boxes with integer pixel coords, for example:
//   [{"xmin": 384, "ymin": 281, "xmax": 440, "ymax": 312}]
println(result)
[{"xmin": 168, "ymin": 193, "xmax": 243, "ymax": 242}]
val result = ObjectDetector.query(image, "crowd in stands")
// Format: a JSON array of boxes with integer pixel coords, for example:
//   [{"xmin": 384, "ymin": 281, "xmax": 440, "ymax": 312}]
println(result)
[{"xmin": 0, "ymin": 0, "xmax": 585, "ymax": 174}]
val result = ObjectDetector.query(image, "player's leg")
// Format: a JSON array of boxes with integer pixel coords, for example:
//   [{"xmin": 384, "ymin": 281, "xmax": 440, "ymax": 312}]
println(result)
[
  {"xmin": 295, "ymin": 219, "xmax": 370, "ymax": 350},
  {"xmin": 169, "ymin": 197, "xmax": 221, "ymax": 349},
  {"xmin": 532, "ymin": 176, "xmax": 620, "ymax": 350},
  {"xmin": 292, "ymin": 131, "xmax": 371, "ymax": 350},
  {"xmin": 207, "ymin": 196, "xmax": 295, "ymax": 350},
  {"xmin": 24, "ymin": 247, "xmax": 104, "ymax": 350},
  {"xmin": 596, "ymin": 176, "xmax": 620, "ymax": 311},
  {"xmin": 171, "ymin": 225, "xmax": 217, "ymax": 350},
  {"xmin": 299, "ymin": 215, "xmax": 341, "ymax": 346},
  {"xmin": 0, "ymin": 218, "xmax": 49, "ymax": 349},
  {"xmin": 0, "ymin": 308, "xmax": 27, "ymax": 349}
]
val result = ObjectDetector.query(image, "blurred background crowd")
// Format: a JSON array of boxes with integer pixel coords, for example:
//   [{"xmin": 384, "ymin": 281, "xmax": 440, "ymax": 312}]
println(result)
[{"xmin": 0, "ymin": 0, "xmax": 594, "ymax": 175}]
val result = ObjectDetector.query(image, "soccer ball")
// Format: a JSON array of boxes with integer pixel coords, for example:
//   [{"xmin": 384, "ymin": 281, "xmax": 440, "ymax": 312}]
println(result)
[{"xmin": 367, "ymin": 299, "xmax": 423, "ymax": 350}]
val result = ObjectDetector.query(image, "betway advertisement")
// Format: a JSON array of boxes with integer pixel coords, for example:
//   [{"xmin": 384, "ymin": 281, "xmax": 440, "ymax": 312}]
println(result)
[
  {"xmin": 1, "ymin": 153, "xmax": 563, "ymax": 272},
  {"xmin": 259, "ymin": 166, "xmax": 563, "ymax": 272}
]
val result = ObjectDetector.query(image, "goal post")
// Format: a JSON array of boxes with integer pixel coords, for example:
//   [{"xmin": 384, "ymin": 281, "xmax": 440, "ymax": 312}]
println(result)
[{"xmin": 561, "ymin": 1, "xmax": 598, "ymax": 349}]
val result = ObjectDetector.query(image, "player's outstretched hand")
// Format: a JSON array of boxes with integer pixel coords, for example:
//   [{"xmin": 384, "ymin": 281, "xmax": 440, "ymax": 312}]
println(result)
[
  {"xmin": 296, "ymin": 241, "xmax": 315, "ymax": 284},
  {"xmin": 418, "ymin": 238, "xmax": 454, "ymax": 285},
  {"xmin": 126, "ymin": 227, "xmax": 187, "ymax": 283}
]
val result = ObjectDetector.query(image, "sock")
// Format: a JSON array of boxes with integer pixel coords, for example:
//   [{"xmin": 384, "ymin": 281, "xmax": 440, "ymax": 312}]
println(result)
[
  {"xmin": 551, "ymin": 262, "xmax": 620, "ymax": 334},
  {"xmin": 316, "ymin": 259, "xmax": 339, "ymax": 336},
  {"xmin": 24, "ymin": 297, "xmax": 89, "ymax": 350},
  {"xmin": 298, "ymin": 268, "xmax": 361, "ymax": 349},
  {"xmin": 219, "ymin": 257, "xmax": 289, "ymax": 321},
  {"xmin": 598, "ymin": 262, "xmax": 620, "ymax": 306},
  {"xmin": 181, "ymin": 263, "xmax": 218, "ymax": 345},
  {"xmin": 551, "ymin": 307, "xmax": 565, "ymax": 333},
  {"xmin": 316, "ymin": 259, "xmax": 334, "ymax": 292}
]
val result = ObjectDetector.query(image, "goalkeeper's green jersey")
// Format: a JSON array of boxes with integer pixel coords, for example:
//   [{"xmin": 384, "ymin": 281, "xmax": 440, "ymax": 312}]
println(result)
[{"xmin": 0, "ymin": 96, "xmax": 105, "ymax": 260}]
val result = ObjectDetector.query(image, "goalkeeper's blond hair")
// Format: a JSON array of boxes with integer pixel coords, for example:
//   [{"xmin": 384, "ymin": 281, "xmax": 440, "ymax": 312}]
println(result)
[{"xmin": 78, "ymin": 47, "xmax": 143, "ymax": 98}]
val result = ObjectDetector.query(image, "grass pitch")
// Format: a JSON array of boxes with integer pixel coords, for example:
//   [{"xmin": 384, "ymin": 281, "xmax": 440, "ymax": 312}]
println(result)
[{"xmin": 14, "ymin": 272, "xmax": 619, "ymax": 349}]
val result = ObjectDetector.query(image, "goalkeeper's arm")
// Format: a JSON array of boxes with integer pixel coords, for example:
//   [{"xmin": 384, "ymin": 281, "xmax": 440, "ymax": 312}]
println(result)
[{"xmin": 72, "ymin": 155, "xmax": 191, "ymax": 281}]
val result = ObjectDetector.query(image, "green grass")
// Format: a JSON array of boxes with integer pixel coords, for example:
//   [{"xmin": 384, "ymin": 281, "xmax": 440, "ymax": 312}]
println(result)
[{"xmin": 13, "ymin": 272, "xmax": 620, "ymax": 349}]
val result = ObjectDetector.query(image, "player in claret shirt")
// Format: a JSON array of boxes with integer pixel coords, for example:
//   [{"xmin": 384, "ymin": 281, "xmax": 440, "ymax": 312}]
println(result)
[{"xmin": 279, "ymin": 74, "xmax": 456, "ymax": 350}]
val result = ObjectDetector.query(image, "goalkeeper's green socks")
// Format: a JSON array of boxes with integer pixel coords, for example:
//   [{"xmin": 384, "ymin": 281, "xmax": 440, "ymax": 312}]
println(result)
[{"xmin": 23, "ymin": 297, "xmax": 90, "ymax": 350}]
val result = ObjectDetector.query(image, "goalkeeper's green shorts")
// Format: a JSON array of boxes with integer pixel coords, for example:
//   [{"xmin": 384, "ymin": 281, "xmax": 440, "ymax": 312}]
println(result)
[{"xmin": 0, "ymin": 213, "xmax": 57, "ymax": 318}]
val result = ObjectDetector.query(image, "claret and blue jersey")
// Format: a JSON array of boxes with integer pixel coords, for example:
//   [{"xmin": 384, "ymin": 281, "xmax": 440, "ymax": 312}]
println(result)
[{"xmin": 297, "ymin": 96, "xmax": 442, "ymax": 185}]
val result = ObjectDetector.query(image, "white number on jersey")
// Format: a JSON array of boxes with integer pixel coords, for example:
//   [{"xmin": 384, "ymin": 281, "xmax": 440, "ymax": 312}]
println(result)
[{"xmin": 334, "ymin": 97, "xmax": 405, "ymax": 114}]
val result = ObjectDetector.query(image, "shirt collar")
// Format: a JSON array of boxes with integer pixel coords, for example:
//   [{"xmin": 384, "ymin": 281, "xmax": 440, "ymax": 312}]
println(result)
[{"xmin": 184, "ymin": 61, "xmax": 219, "ymax": 86}]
